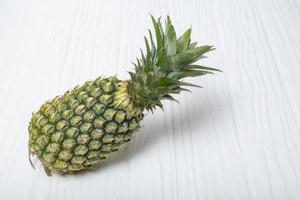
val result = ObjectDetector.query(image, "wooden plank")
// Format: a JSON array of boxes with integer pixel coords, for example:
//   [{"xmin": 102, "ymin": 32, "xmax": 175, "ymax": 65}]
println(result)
[{"xmin": 0, "ymin": 0, "xmax": 299, "ymax": 199}]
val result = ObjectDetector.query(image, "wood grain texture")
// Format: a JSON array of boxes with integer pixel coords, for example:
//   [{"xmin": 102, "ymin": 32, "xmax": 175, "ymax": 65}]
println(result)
[{"xmin": 0, "ymin": 0, "xmax": 300, "ymax": 199}]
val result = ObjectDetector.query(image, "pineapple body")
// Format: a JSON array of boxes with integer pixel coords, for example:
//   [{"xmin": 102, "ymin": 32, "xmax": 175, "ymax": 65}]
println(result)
[
  {"xmin": 28, "ymin": 16, "xmax": 219, "ymax": 175},
  {"xmin": 28, "ymin": 76, "xmax": 143, "ymax": 174}
]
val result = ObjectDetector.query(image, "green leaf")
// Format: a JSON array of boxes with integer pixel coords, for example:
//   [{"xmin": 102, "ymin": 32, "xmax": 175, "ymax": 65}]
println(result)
[
  {"xmin": 166, "ymin": 25, "xmax": 177, "ymax": 56},
  {"xmin": 180, "ymin": 81, "xmax": 202, "ymax": 88},
  {"xmin": 144, "ymin": 37, "xmax": 150, "ymax": 55},
  {"xmin": 165, "ymin": 16, "xmax": 177, "ymax": 56},
  {"xmin": 128, "ymin": 16, "xmax": 218, "ymax": 111},
  {"xmin": 178, "ymin": 87, "xmax": 191, "ymax": 93},
  {"xmin": 172, "ymin": 45, "xmax": 214, "ymax": 66},
  {"xmin": 151, "ymin": 16, "xmax": 163, "ymax": 51},
  {"xmin": 174, "ymin": 70, "xmax": 213, "ymax": 79},
  {"xmin": 166, "ymin": 16, "xmax": 172, "ymax": 28},
  {"xmin": 172, "ymin": 53, "xmax": 195, "ymax": 65},
  {"xmin": 161, "ymin": 94, "xmax": 179, "ymax": 103},
  {"xmin": 146, "ymin": 73, "xmax": 154, "ymax": 86},
  {"xmin": 157, "ymin": 77, "xmax": 180, "ymax": 87},
  {"xmin": 128, "ymin": 72, "xmax": 135, "ymax": 80},
  {"xmin": 187, "ymin": 45, "xmax": 214, "ymax": 57},
  {"xmin": 140, "ymin": 49, "xmax": 146, "ymax": 63},
  {"xmin": 157, "ymin": 48, "xmax": 168, "ymax": 71},
  {"xmin": 148, "ymin": 29, "xmax": 157, "ymax": 64},
  {"xmin": 159, "ymin": 88, "xmax": 181, "ymax": 95},
  {"xmin": 183, "ymin": 65, "xmax": 222, "ymax": 72},
  {"xmin": 177, "ymin": 28, "xmax": 191, "ymax": 53},
  {"xmin": 148, "ymin": 29, "xmax": 156, "ymax": 49},
  {"xmin": 189, "ymin": 42, "xmax": 197, "ymax": 49}
]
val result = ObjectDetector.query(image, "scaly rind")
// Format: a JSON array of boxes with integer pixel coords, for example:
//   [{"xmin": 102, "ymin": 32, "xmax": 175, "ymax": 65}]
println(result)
[{"xmin": 28, "ymin": 76, "xmax": 143, "ymax": 175}]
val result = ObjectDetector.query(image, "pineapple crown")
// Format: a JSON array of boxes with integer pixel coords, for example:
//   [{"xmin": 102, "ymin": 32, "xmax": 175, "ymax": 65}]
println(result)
[{"xmin": 128, "ymin": 16, "xmax": 220, "ymax": 111}]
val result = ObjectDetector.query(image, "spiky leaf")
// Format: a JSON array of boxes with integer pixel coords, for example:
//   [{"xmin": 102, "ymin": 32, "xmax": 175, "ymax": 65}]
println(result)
[{"xmin": 128, "ymin": 16, "xmax": 220, "ymax": 110}]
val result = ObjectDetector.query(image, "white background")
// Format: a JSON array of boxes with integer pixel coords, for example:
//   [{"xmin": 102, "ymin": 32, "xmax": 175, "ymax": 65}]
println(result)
[{"xmin": 0, "ymin": 0, "xmax": 300, "ymax": 199}]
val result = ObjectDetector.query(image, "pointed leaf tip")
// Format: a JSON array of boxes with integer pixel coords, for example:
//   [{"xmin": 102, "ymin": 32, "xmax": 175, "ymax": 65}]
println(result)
[{"xmin": 177, "ymin": 28, "xmax": 192, "ymax": 53}]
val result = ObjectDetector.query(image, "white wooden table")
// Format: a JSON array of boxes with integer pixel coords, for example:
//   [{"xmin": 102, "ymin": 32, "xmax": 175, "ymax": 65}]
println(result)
[{"xmin": 0, "ymin": 0, "xmax": 299, "ymax": 199}]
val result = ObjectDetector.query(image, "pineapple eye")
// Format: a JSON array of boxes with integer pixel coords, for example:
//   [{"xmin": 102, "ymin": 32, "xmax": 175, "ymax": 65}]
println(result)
[
  {"xmin": 92, "ymin": 103, "xmax": 105, "ymax": 115},
  {"xmin": 83, "ymin": 81, "xmax": 94, "ymax": 92},
  {"xmin": 86, "ymin": 150, "xmax": 101, "ymax": 159},
  {"xmin": 35, "ymin": 135, "xmax": 50, "ymax": 148},
  {"xmin": 102, "ymin": 82, "xmax": 116, "ymax": 93},
  {"xmin": 117, "ymin": 121, "xmax": 128, "ymax": 133},
  {"xmin": 70, "ymin": 116, "xmax": 83, "ymax": 127},
  {"xmin": 71, "ymin": 156, "xmax": 87, "ymax": 165},
  {"xmin": 94, "ymin": 76, "xmax": 104, "ymax": 86},
  {"xmin": 62, "ymin": 110, "xmax": 74, "ymax": 120},
  {"xmin": 90, "ymin": 87, "xmax": 102, "ymax": 98},
  {"xmin": 42, "ymin": 124, "xmax": 55, "ymax": 135},
  {"xmin": 62, "ymin": 139, "xmax": 76, "ymax": 149},
  {"xmin": 31, "ymin": 144, "xmax": 43, "ymax": 157},
  {"xmin": 53, "ymin": 160, "xmax": 69, "ymax": 170},
  {"xmin": 57, "ymin": 102, "xmax": 68, "ymax": 112},
  {"xmin": 104, "ymin": 121, "xmax": 118, "ymax": 133},
  {"xmin": 102, "ymin": 134, "xmax": 114, "ymax": 143},
  {"xmin": 49, "ymin": 112, "xmax": 62, "ymax": 123},
  {"xmin": 72, "ymin": 86, "xmax": 81, "ymax": 95},
  {"xmin": 114, "ymin": 135, "xmax": 125, "ymax": 143},
  {"xmin": 77, "ymin": 134, "xmax": 91, "ymax": 144},
  {"xmin": 114, "ymin": 111, "xmax": 126, "ymax": 123},
  {"xmin": 42, "ymin": 153, "xmax": 56, "ymax": 164},
  {"xmin": 80, "ymin": 123, "xmax": 93, "ymax": 134},
  {"xmin": 66, "ymin": 127, "xmax": 80, "ymax": 138},
  {"xmin": 129, "ymin": 118, "xmax": 138, "ymax": 130},
  {"xmin": 103, "ymin": 108, "xmax": 116, "ymax": 121},
  {"xmin": 43, "ymin": 104, "xmax": 56, "ymax": 116},
  {"xmin": 77, "ymin": 91, "xmax": 89, "ymax": 102},
  {"xmin": 84, "ymin": 97, "xmax": 97, "ymax": 108},
  {"xmin": 74, "ymin": 145, "xmax": 89, "ymax": 156},
  {"xmin": 91, "ymin": 129, "xmax": 104, "ymax": 139},
  {"xmin": 59, "ymin": 149, "xmax": 73, "ymax": 161},
  {"xmin": 45, "ymin": 143, "xmax": 60, "ymax": 154},
  {"xmin": 51, "ymin": 131, "xmax": 64, "ymax": 142},
  {"xmin": 89, "ymin": 140, "xmax": 102, "ymax": 150},
  {"xmin": 100, "ymin": 143, "xmax": 113, "ymax": 153},
  {"xmin": 68, "ymin": 99, "xmax": 80, "ymax": 109},
  {"xmin": 56, "ymin": 120, "xmax": 69, "ymax": 131},
  {"xmin": 93, "ymin": 117, "xmax": 106, "ymax": 128},
  {"xmin": 99, "ymin": 94, "xmax": 113, "ymax": 105},
  {"xmin": 83, "ymin": 110, "xmax": 96, "ymax": 122},
  {"xmin": 28, "ymin": 125, "xmax": 39, "ymax": 140},
  {"xmin": 75, "ymin": 104, "xmax": 87, "ymax": 115},
  {"xmin": 35, "ymin": 115, "xmax": 48, "ymax": 128}
]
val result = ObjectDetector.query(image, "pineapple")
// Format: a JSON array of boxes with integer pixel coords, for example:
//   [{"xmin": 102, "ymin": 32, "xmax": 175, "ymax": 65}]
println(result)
[{"xmin": 28, "ymin": 16, "xmax": 220, "ymax": 175}]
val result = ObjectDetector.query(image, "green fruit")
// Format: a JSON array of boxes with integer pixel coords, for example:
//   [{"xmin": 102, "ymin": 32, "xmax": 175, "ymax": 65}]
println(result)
[{"xmin": 28, "ymin": 16, "xmax": 220, "ymax": 175}]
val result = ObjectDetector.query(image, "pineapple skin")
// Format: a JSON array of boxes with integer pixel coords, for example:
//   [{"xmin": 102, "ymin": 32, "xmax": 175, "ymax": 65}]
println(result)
[{"xmin": 28, "ymin": 76, "xmax": 143, "ymax": 175}]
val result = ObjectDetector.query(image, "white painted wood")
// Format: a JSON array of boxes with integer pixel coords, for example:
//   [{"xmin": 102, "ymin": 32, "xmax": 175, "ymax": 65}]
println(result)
[{"xmin": 0, "ymin": 0, "xmax": 299, "ymax": 199}]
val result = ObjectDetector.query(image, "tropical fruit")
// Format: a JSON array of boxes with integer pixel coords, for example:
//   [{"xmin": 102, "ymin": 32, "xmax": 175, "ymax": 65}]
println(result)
[{"xmin": 28, "ymin": 16, "xmax": 220, "ymax": 175}]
